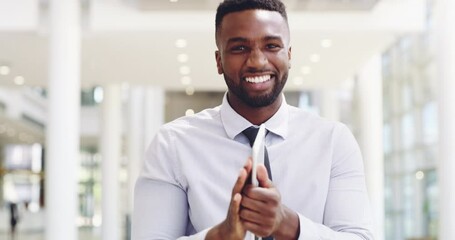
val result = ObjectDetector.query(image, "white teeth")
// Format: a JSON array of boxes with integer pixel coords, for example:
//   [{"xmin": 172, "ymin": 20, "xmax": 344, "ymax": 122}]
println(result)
[{"xmin": 245, "ymin": 75, "xmax": 271, "ymax": 83}]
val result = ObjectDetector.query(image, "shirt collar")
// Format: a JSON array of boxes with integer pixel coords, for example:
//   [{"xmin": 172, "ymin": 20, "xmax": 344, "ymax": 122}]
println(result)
[{"xmin": 220, "ymin": 92, "xmax": 289, "ymax": 140}]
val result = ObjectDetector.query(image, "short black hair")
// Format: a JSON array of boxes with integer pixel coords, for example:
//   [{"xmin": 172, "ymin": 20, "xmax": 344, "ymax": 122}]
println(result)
[{"xmin": 215, "ymin": 0, "xmax": 288, "ymax": 36}]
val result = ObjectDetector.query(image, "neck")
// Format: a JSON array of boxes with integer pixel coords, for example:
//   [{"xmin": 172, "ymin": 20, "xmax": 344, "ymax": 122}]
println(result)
[{"xmin": 227, "ymin": 92, "xmax": 283, "ymax": 126}]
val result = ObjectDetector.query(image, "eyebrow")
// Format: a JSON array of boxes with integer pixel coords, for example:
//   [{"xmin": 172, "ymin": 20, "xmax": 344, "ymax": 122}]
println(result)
[
  {"xmin": 226, "ymin": 35, "xmax": 284, "ymax": 45},
  {"xmin": 226, "ymin": 37, "xmax": 248, "ymax": 45},
  {"xmin": 264, "ymin": 35, "xmax": 284, "ymax": 42}
]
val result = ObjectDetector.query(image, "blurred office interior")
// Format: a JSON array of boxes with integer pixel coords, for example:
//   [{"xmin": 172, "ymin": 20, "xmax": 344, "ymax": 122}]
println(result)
[{"xmin": 0, "ymin": 0, "xmax": 454, "ymax": 239}]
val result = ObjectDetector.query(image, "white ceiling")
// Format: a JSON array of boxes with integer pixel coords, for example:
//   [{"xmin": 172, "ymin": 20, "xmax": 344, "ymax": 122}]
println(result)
[{"xmin": 0, "ymin": 0, "xmax": 426, "ymax": 91}]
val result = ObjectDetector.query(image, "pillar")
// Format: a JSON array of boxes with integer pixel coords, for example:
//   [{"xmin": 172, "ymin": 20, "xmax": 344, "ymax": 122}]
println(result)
[
  {"xmin": 320, "ymin": 89, "xmax": 340, "ymax": 122},
  {"xmin": 45, "ymin": 0, "xmax": 80, "ymax": 240},
  {"xmin": 127, "ymin": 86, "xmax": 144, "ymax": 213},
  {"xmin": 101, "ymin": 84, "xmax": 122, "ymax": 240},
  {"xmin": 356, "ymin": 54, "xmax": 384, "ymax": 240},
  {"xmin": 436, "ymin": 0, "xmax": 455, "ymax": 239},
  {"xmin": 143, "ymin": 86, "xmax": 164, "ymax": 149}
]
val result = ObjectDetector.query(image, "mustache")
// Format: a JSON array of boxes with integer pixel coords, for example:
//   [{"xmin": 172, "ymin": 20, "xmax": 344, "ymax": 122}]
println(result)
[{"xmin": 242, "ymin": 67, "xmax": 276, "ymax": 75}]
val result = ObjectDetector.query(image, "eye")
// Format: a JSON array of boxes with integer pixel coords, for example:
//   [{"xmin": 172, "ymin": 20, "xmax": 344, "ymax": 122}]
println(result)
[
  {"xmin": 266, "ymin": 44, "xmax": 282, "ymax": 50},
  {"xmin": 230, "ymin": 45, "xmax": 248, "ymax": 53}
]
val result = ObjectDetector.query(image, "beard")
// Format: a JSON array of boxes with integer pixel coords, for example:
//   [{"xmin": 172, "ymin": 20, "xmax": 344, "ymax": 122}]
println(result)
[{"xmin": 224, "ymin": 73, "xmax": 288, "ymax": 108}]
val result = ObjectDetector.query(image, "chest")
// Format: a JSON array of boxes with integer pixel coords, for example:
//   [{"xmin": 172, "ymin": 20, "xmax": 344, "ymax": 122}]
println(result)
[{"xmin": 175, "ymin": 135, "xmax": 333, "ymax": 230}]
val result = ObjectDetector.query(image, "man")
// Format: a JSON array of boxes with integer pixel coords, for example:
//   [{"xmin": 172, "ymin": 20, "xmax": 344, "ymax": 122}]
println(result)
[{"xmin": 132, "ymin": 0, "xmax": 374, "ymax": 239}]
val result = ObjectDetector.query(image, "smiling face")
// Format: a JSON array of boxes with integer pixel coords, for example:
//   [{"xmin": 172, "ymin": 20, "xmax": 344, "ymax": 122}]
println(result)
[{"xmin": 215, "ymin": 9, "xmax": 292, "ymax": 109}]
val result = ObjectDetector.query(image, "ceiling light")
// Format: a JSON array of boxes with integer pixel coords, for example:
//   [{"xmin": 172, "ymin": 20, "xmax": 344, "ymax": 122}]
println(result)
[
  {"xmin": 177, "ymin": 53, "xmax": 189, "ymax": 63},
  {"xmin": 293, "ymin": 77, "xmax": 304, "ymax": 86},
  {"xmin": 14, "ymin": 76, "xmax": 25, "ymax": 85},
  {"xmin": 185, "ymin": 109, "xmax": 195, "ymax": 116},
  {"xmin": 301, "ymin": 66, "xmax": 311, "ymax": 75},
  {"xmin": 321, "ymin": 39, "xmax": 332, "ymax": 48},
  {"xmin": 179, "ymin": 66, "xmax": 191, "ymax": 75},
  {"xmin": 0, "ymin": 65, "xmax": 11, "ymax": 75},
  {"xmin": 415, "ymin": 171, "xmax": 425, "ymax": 180},
  {"xmin": 185, "ymin": 86, "xmax": 195, "ymax": 96},
  {"xmin": 181, "ymin": 76, "xmax": 192, "ymax": 85},
  {"xmin": 310, "ymin": 54, "xmax": 320, "ymax": 63},
  {"xmin": 170, "ymin": 0, "xmax": 178, "ymax": 2},
  {"xmin": 175, "ymin": 39, "xmax": 187, "ymax": 48}
]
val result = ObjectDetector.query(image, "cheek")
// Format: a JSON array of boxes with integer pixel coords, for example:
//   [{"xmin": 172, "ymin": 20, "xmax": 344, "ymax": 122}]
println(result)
[
  {"xmin": 221, "ymin": 57, "xmax": 243, "ymax": 75},
  {"xmin": 269, "ymin": 56, "xmax": 290, "ymax": 72}
]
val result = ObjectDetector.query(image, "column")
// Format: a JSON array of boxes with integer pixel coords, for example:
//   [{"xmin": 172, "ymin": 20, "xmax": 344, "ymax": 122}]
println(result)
[
  {"xmin": 319, "ymin": 89, "xmax": 340, "ymax": 121},
  {"xmin": 143, "ymin": 86, "xmax": 165, "ymax": 148},
  {"xmin": 127, "ymin": 86, "xmax": 144, "ymax": 213},
  {"xmin": 356, "ymin": 54, "xmax": 384, "ymax": 240},
  {"xmin": 101, "ymin": 84, "xmax": 122, "ymax": 240},
  {"xmin": 126, "ymin": 86, "xmax": 144, "ymax": 239},
  {"xmin": 125, "ymin": 86, "xmax": 164, "ymax": 239},
  {"xmin": 45, "ymin": 1, "xmax": 80, "ymax": 240},
  {"xmin": 436, "ymin": 0, "xmax": 455, "ymax": 239}
]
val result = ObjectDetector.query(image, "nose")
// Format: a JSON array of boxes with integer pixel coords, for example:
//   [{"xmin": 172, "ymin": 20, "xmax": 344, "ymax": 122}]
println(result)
[{"xmin": 246, "ymin": 48, "xmax": 268, "ymax": 70}]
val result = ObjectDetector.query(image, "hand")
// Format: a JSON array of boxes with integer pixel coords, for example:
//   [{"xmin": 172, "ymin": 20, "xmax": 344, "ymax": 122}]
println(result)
[
  {"xmin": 240, "ymin": 164, "xmax": 284, "ymax": 237},
  {"xmin": 240, "ymin": 165, "xmax": 300, "ymax": 239},
  {"xmin": 206, "ymin": 158, "xmax": 252, "ymax": 240}
]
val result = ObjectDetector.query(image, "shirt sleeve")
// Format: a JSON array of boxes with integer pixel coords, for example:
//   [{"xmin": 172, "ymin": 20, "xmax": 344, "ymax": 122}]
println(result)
[
  {"xmin": 297, "ymin": 123, "xmax": 375, "ymax": 240},
  {"xmin": 131, "ymin": 126, "xmax": 212, "ymax": 240}
]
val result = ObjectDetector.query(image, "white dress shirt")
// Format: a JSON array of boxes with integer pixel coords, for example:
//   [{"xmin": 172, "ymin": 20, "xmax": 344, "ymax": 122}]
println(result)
[{"xmin": 132, "ymin": 94, "xmax": 374, "ymax": 240}]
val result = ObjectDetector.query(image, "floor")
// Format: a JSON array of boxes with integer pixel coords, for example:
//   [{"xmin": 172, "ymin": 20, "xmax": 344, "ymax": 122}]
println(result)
[{"xmin": 0, "ymin": 227, "xmax": 102, "ymax": 240}]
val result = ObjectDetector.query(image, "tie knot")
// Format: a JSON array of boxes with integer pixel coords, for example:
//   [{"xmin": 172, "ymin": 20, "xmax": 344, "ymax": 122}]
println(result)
[{"xmin": 242, "ymin": 126, "xmax": 259, "ymax": 147}]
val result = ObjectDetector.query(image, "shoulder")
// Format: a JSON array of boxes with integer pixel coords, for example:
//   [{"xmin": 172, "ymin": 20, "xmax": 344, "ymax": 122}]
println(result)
[
  {"xmin": 157, "ymin": 105, "xmax": 222, "ymax": 138},
  {"xmin": 287, "ymin": 105, "xmax": 341, "ymax": 132},
  {"xmin": 286, "ymin": 105, "xmax": 357, "ymax": 146}
]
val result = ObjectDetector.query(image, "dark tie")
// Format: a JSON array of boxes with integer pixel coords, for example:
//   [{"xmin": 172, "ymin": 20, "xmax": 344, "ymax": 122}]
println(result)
[
  {"xmin": 242, "ymin": 126, "xmax": 273, "ymax": 181},
  {"xmin": 242, "ymin": 127, "xmax": 274, "ymax": 240}
]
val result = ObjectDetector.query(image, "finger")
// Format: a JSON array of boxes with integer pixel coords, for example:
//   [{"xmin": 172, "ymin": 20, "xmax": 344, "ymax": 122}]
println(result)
[
  {"xmin": 257, "ymin": 164, "xmax": 273, "ymax": 188},
  {"xmin": 230, "ymin": 193, "xmax": 242, "ymax": 219},
  {"xmin": 232, "ymin": 168, "xmax": 248, "ymax": 197},
  {"xmin": 240, "ymin": 193, "xmax": 269, "ymax": 212},
  {"xmin": 240, "ymin": 206, "xmax": 273, "ymax": 225}
]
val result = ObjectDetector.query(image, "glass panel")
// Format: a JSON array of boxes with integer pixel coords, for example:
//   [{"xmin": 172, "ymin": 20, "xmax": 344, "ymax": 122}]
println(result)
[
  {"xmin": 422, "ymin": 101, "xmax": 438, "ymax": 145},
  {"xmin": 401, "ymin": 113, "xmax": 415, "ymax": 149}
]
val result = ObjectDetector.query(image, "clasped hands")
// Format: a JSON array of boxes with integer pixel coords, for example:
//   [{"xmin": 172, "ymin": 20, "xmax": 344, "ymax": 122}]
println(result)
[{"xmin": 207, "ymin": 158, "xmax": 299, "ymax": 240}]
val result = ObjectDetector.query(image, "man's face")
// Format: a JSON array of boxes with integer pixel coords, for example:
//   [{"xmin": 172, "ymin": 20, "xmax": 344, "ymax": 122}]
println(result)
[{"xmin": 215, "ymin": 10, "xmax": 291, "ymax": 108}]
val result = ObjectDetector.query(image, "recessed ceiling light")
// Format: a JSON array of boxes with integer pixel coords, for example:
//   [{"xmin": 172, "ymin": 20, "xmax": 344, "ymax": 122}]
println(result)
[
  {"xmin": 14, "ymin": 76, "xmax": 25, "ymax": 85},
  {"xmin": 321, "ymin": 39, "xmax": 332, "ymax": 48},
  {"xmin": 181, "ymin": 76, "xmax": 192, "ymax": 85},
  {"xmin": 415, "ymin": 171, "xmax": 425, "ymax": 180},
  {"xmin": 185, "ymin": 86, "xmax": 195, "ymax": 95},
  {"xmin": 179, "ymin": 66, "xmax": 191, "ymax": 75},
  {"xmin": 301, "ymin": 66, "xmax": 311, "ymax": 75},
  {"xmin": 170, "ymin": 0, "xmax": 178, "ymax": 2},
  {"xmin": 310, "ymin": 54, "xmax": 320, "ymax": 63},
  {"xmin": 175, "ymin": 39, "xmax": 187, "ymax": 48},
  {"xmin": 0, "ymin": 65, "xmax": 11, "ymax": 75},
  {"xmin": 185, "ymin": 109, "xmax": 195, "ymax": 116},
  {"xmin": 177, "ymin": 54, "xmax": 189, "ymax": 63},
  {"xmin": 293, "ymin": 77, "xmax": 304, "ymax": 86}
]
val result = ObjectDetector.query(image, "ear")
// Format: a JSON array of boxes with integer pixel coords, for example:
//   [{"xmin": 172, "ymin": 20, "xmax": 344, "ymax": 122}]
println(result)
[
  {"xmin": 288, "ymin": 46, "xmax": 292, "ymax": 69},
  {"xmin": 215, "ymin": 50, "xmax": 223, "ymax": 74}
]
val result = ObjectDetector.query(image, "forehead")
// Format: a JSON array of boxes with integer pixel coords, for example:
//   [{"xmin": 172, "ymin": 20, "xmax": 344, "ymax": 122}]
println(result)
[{"xmin": 218, "ymin": 10, "xmax": 289, "ymax": 43}]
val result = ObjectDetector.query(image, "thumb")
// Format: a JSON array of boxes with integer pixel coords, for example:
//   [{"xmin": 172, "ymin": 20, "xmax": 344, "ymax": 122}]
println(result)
[
  {"xmin": 230, "ymin": 193, "xmax": 242, "ymax": 219},
  {"xmin": 256, "ymin": 164, "xmax": 273, "ymax": 188}
]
